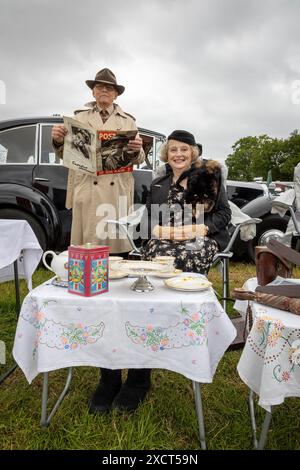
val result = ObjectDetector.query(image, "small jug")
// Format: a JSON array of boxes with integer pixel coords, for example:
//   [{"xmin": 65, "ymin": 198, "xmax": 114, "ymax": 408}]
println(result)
[{"xmin": 42, "ymin": 250, "xmax": 69, "ymax": 281}]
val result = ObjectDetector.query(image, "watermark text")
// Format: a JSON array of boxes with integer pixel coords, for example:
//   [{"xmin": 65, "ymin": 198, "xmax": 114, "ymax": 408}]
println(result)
[{"xmin": 0, "ymin": 80, "xmax": 6, "ymax": 104}]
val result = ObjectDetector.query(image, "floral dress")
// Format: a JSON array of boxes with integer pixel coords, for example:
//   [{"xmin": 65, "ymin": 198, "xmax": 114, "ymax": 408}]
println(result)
[{"xmin": 141, "ymin": 183, "xmax": 219, "ymax": 275}]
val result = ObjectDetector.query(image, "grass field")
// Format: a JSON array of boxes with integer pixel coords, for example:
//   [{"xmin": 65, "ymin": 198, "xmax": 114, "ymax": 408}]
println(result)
[{"xmin": 0, "ymin": 264, "xmax": 299, "ymax": 450}]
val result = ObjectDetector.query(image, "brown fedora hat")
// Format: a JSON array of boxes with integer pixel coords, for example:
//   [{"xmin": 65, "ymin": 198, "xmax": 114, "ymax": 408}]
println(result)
[{"xmin": 86, "ymin": 68, "xmax": 125, "ymax": 95}]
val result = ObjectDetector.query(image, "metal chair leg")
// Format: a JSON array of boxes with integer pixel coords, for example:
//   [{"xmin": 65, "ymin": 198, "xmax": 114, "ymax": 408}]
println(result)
[
  {"xmin": 222, "ymin": 257, "xmax": 229, "ymax": 313},
  {"xmin": 40, "ymin": 367, "xmax": 73, "ymax": 428},
  {"xmin": 0, "ymin": 363, "xmax": 18, "ymax": 385},
  {"xmin": 193, "ymin": 381, "xmax": 206, "ymax": 450}
]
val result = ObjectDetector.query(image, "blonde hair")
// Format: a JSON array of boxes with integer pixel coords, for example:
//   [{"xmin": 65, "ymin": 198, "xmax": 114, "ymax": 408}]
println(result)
[{"xmin": 159, "ymin": 141, "xmax": 200, "ymax": 163}]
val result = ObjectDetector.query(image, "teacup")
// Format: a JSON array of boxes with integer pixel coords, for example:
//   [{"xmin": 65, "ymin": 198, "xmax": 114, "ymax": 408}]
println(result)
[
  {"xmin": 109, "ymin": 256, "xmax": 123, "ymax": 271},
  {"xmin": 154, "ymin": 256, "xmax": 175, "ymax": 271},
  {"xmin": 109, "ymin": 256, "xmax": 123, "ymax": 262}
]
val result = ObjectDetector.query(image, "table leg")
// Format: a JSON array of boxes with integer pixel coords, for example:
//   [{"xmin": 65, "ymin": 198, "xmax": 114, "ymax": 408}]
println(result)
[
  {"xmin": 248, "ymin": 389, "xmax": 258, "ymax": 448},
  {"xmin": 193, "ymin": 381, "xmax": 206, "ymax": 450},
  {"xmin": 40, "ymin": 367, "xmax": 73, "ymax": 428},
  {"xmin": 13, "ymin": 259, "xmax": 21, "ymax": 318},
  {"xmin": 0, "ymin": 260, "xmax": 20, "ymax": 385},
  {"xmin": 248, "ymin": 388, "xmax": 273, "ymax": 450},
  {"xmin": 257, "ymin": 410, "xmax": 272, "ymax": 450}
]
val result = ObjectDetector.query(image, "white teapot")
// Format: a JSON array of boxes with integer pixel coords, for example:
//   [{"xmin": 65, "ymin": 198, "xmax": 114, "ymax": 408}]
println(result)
[{"xmin": 42, "ymin": 250, "xmax": 69, "ymax": 281}]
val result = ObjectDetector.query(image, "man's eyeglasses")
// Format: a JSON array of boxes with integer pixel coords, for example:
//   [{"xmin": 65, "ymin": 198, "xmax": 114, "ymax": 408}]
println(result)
[{"xmin": 94, "ymin": 83, "xmax": 116, "ymax": 92}]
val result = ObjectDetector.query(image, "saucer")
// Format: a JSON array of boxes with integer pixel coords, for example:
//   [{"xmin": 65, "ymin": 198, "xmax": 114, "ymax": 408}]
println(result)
[
  {"xmin": 152, "ymin": 269, "xmax": 182, "ymax": 278},
  {"xmin": 51, "ymin": 277, "xmax": 68, "ymax": 288},
  {"xmin": 164, "ymin": 274, "xmax": 212, "ymax": 292}
]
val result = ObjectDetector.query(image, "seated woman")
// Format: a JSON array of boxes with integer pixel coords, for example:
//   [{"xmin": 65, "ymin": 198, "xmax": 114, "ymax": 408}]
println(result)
[{"xmin": 141, "ymin": 130, "xmax": 231, "ymax": 275}]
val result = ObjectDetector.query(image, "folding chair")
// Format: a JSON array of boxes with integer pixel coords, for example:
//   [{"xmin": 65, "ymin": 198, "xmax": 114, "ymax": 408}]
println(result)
[
  {"xmin": 212, "ymin": 202, "xmax": 261, "ymax": 313},
  {"xmin": 107, "ymin": 201, "xmax": 261, "ymax": 315},
  {"xmin": 107, "ymin": 205, "xmax": 145, "ymax": 258},
  {"xmin": 271, "ymin": 162, "xmax": 300, "ymax": 247}
]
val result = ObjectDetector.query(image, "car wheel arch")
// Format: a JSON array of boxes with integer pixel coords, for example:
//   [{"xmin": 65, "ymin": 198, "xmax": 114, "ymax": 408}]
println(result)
[{"xmin": 0, "ymin": 182, "xmax": 63, "ymax": 250}]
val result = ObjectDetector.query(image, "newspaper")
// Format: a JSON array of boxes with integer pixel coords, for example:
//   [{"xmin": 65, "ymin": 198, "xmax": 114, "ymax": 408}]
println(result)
[{"xmin": 62, "ymin": 116, "xmax": 138, "ymax": 175}]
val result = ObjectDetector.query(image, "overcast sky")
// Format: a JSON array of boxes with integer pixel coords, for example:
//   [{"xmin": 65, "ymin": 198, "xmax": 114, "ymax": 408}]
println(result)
[{"xmin": 1, "ymin": 0, "xmax": 300, "ymax": 162}]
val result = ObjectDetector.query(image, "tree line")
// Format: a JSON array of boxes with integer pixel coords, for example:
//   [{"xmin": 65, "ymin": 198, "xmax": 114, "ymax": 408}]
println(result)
[{"xmin": 225, "ymin": 130, "xmax": 300, "ymax": 181}]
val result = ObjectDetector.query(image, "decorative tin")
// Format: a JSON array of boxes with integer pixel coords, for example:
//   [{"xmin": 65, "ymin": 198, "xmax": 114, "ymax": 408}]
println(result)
[{"xmin": 68, "ymin": 244, "xmax": 110, "ymax": 296}]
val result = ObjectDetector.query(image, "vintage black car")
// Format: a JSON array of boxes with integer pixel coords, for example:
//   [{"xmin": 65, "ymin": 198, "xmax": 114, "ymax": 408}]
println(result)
[
  {"xmin": 0, "ymin": 116, "xmax": 289, "ymax": 259},
  {"xmin": 226, "ymin": 180, "xmax": 289, "ymax": 259}
]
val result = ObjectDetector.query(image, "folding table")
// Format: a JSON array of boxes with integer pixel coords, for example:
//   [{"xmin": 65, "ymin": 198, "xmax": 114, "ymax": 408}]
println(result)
[
  {"xmin": 13, "ymin": 276, "xmax": 236, "ymax": 449},
  {"xmin": 0, "ymin": 219, "xmax": 42, "ymax": 383},
  {"xmin": 235, "ymin": 277, "xmax": 300, "ymax": 449}
]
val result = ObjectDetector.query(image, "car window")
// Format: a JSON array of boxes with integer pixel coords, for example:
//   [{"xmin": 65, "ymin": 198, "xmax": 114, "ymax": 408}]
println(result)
[
  {"xmin": 0, "ymin": 125, "xmax": 37, "ymax": 164},
  {"xmin": 137, "ymin": 134, "xmax": 154, "ymax": 170},
  {"xmin": 227, "ymin": 184, "xmax": 264, "ymax": 208},
  {"xmin": 40, "ymin": 124, "xmax": 63, "ymax": 165}
]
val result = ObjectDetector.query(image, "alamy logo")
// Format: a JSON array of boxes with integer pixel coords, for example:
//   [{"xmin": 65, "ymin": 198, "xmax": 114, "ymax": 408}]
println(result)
[
  {"xmin": 0, "ymin": 340, "xmax": 5, "ymax": 364},
  {"xmin": 0, "ymin": 80, "xmax": 6, "ymax": 104}
]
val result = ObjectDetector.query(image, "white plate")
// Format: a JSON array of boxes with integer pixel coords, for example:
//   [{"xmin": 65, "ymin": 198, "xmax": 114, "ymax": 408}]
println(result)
[
  {"xmin": 112, "ymin": 260, "xmax": 169, "ymax": 274},
  {"xmin": 152, "ymin": 269, "xmax": 183, "ymax": 278},
  {"xmin": 163, "ymin": 284, "xmax": 212, "ymax": 292},
  {"xmin": 164, "ymin": 275, "xmax": 212, "ymax": 291},
  {"xmin": 109, "ymin": 270, "xmax": 128, "ymax": 280}
]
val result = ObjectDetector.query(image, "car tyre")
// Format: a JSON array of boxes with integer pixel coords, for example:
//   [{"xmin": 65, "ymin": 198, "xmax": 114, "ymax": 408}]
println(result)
[
  {"xmin": 247, "ymin": 214, "xmax": 289, "ymax": 262},
  {"xmin": 0, "ymin": 208, "xmax": 47, "ymax": 251}
]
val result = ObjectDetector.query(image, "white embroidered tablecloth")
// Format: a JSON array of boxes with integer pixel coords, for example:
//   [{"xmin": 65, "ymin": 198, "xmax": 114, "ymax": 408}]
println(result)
[
  {"xmin": 13, "ymin": 277, "xmax": 236, "ymax": 384},
  {"xmin": 236, "ymin": 278, "xmax": 300, "ymax": 411},
  {"xmin": 0, "ymin": 219, "xmax": 43, "ymax": 290}
]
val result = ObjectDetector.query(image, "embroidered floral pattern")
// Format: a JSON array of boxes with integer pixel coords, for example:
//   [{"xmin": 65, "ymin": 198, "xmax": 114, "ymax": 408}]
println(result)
[
  {"xmin": 249, "ymin": 315, "xmax": 300, "ymax": 384},
  {"xmin": 21, "ymin": 297, "xmax": 105, "ymax": 357},
  {"xmin": 59, "ymin": 323, "xmax": 104, "ymax": 350},
  {"xmin": 289, "ymin": 339, "xmax": 300, "ymax": 365},
  {"xmin": 254, "ymin": 316, "xmax": 284, "ymax": 348},
  {"xmin": 125, "ymin": 303, "xmax": 219, "ymax": 351}
]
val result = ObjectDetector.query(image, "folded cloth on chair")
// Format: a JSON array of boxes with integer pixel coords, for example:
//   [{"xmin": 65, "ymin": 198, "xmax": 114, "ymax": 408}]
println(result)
[
  {"xmin": 271, "ymin": 188, "xmax": 295, "ymax": 217},
  {"xmin": 229, "ymin": 201, "xmax": 257, "ymax": 241},
  {"xmin": 271, "ymin": 163, "xmax": 300, "ymax": 245}
]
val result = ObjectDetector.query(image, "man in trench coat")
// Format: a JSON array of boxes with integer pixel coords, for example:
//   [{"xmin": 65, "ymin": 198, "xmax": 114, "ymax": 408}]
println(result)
[
  {"xmin": 51, "ymin": 68, "xmax": 150, "ymax": 414},
  {"xmin": 52, "ymin": 68, "xmax": 145, "ymax": 253}
]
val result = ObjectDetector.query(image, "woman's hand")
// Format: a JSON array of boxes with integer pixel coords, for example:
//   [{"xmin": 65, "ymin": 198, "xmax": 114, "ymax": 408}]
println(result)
[
  {"xmin": 152, "ymin": 224, "xmax": 208, "ymax": 241},
  {"xmin": 127, "ymin": 136, "xmax": 143, "ymax": 152},
  {"xmin": 51, "ymin": 125, "xmax": 68, "ymax": 145},
  {"xmin": 179, "ymin": 224, "xmax": 208, "ymax": 240}
]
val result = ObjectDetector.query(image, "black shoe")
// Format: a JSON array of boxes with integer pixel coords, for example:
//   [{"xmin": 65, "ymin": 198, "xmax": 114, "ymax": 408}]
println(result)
[
  {"xmin": 112, "ymin": 383, "xmax": 150, "ymax": 412},
  {"xmin": 88, "ymin": 369, "xmax": 122, "ymax": 414}
]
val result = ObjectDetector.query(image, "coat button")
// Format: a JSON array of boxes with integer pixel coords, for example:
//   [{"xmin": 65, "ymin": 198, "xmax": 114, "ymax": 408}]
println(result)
[
  {"xmin": 110, "ymin": 181, "xmax": 115, "ymax": 186},
  {"xmin": 93, "ymin": 181, "xmax": 98, "ymax": 185}
]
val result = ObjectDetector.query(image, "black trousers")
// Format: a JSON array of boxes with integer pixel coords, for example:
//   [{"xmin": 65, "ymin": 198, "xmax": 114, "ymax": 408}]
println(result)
[{"xmin": 100, "ymin": 368, "xmax": 151, "ymax": 388}]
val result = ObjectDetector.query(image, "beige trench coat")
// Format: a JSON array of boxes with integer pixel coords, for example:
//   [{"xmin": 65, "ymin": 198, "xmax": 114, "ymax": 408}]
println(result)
[{"xmin": 55, "ymin": 102, "xmax": 145, "ymax": 253}]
